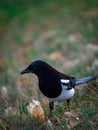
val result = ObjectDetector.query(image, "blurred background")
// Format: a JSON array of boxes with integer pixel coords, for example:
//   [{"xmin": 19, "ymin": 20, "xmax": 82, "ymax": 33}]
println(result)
[{"xmin": 0, "ymin": 0, "xmax": 98, "ymax": 129}]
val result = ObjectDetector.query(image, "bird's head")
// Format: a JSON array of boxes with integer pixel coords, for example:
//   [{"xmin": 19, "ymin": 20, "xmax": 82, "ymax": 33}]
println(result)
[{"xmin": 20, "ymin": 60, "xmax": 49, "ymax": 76}]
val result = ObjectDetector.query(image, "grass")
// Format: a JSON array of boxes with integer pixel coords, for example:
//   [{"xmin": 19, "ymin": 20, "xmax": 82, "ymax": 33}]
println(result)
[{"xmin": 0, "ymin": 0, "xmax": 98, "ymax": 129}]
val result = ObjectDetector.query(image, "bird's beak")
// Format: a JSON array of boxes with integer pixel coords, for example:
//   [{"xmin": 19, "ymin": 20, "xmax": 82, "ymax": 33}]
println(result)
[{"xmin": 20, "ymin": 68, "xmax": 31, "ymax": 74}]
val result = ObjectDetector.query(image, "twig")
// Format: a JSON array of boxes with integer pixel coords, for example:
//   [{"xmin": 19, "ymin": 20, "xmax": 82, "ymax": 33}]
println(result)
[
  {"xmin": 0, "ymin": 119, "xmax": 6, "ymax": 130},
  {"xmin": 86, "ymin": 85, "xmax": 96, "ymax": 94}
]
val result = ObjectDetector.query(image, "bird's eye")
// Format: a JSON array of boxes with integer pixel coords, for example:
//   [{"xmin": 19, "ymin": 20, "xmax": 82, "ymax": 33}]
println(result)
[
  {"xmin": 32, "ymin": 66, "xmax": 38, "ymax": 73},
  {"xmin": 33, "ymin": 67, "xmax": 37, "ymax": 71}
]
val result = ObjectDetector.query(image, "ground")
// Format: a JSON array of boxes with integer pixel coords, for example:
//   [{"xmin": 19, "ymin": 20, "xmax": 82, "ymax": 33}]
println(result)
[{"xmin": 0, "ymin": 1, "xmax": 98, "ymax": 130}]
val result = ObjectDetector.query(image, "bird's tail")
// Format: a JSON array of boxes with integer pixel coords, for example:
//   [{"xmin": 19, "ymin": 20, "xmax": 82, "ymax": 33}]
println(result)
[{"xmin": 75, "ymin": 73, "xmax": 98, "ymax": 85}]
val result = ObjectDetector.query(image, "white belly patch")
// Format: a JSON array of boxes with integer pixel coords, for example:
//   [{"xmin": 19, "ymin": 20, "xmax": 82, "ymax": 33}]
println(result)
[{"xmin": 48, "ymin": 88, "xmax": 75, "ymax": 103}]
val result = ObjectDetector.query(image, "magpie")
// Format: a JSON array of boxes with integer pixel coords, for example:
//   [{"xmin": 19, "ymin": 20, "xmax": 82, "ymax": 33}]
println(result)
[{"xmin": 20, "ymin": 60, "xmax": 98, "ymax": 115}]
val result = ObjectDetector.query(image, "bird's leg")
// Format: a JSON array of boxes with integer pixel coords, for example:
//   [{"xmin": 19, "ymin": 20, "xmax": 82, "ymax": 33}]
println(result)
[
  {"xmin": 49, "ymin": 102, "xmax": 54, "ymax": 116},
  {"xmin": 66, "ymin": 99, "xmax": 71, "ymax": 111}
]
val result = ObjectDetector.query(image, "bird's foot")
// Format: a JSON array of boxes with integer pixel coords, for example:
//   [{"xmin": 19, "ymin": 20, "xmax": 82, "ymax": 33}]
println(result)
[{"xmin": 66, "ymin": 107, "xmax": 71, "ymax": 112}]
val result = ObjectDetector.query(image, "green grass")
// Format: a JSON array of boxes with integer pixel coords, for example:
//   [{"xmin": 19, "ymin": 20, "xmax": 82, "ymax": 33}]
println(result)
[{"xmin": 0, "ymin": 0, "xmax": 98, "ymax": 129}]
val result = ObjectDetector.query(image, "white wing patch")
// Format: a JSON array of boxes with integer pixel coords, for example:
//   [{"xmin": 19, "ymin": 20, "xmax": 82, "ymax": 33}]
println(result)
[
  {"xmin": 61, "ymin": 79, "xmax": 70, "ymax": 84},
  {"xmin": 60, "ymin": 79, "xmax": 70, "ymax": 90}
]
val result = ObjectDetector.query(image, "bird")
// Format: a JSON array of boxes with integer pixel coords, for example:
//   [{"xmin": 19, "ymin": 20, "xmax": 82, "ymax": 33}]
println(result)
[{"xmin": 20, "ymin": 60, "xmax": 98, "ymax": 115}]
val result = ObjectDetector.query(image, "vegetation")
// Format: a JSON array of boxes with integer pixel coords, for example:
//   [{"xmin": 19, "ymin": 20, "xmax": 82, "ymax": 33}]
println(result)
[{"xmin": 0, "ymin": 0, "xmax": 98, "ymax": 129}]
